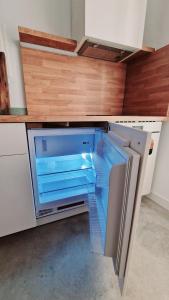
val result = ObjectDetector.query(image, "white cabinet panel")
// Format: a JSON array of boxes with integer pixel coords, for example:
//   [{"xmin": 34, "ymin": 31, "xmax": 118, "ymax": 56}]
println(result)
[
  {"xmin": 72, "ymin": 0, "xmax": 147, "ymax": 49},
  {"xmin": 0, "ymin": 154, "xmax": 36, "ymax": 237},
  {"xmin": 142, "ymin": 132, "xmax": 161, "ymax": 195},
  {"xmin": 0, "ymin": 123, "xmax": 28, "ymax": 156},
  {"xmin": 85, "ymin": 0, "xmax": 147, "ymax": 48}
]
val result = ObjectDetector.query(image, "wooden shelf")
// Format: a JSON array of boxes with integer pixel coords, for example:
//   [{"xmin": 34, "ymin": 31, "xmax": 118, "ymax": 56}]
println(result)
[
  {"xmin": 18, "ymin": 26, "xmax": 77, "ymax": 52},
  {"xmin": 120, "ymin": 46, "xmax": 155, "ymax": 63}
]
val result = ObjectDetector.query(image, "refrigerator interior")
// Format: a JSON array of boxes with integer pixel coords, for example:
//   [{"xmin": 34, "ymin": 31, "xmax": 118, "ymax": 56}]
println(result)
[
  {"xmin": 28, "ymin": 128, "xmax": 128, "ymax": 220},
  {"xmin": 29, "ymin": 128, "xmax": 96, "ymax": 217}
]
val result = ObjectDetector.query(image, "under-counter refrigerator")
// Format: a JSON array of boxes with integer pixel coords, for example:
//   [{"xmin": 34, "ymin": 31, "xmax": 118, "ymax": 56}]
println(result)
[{"xmin": 28, "ymin": 123, "xmax": 150, "ymax": 293}]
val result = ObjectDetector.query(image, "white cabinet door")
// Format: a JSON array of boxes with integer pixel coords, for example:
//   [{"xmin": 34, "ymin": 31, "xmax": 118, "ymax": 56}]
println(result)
[
  {"xmin": 0, "ymin": 123, "xmax": 28, "ymax": 156},
  {"xmin": 0, "ymin": 154, "xmax": 36, "ymax": 237}
]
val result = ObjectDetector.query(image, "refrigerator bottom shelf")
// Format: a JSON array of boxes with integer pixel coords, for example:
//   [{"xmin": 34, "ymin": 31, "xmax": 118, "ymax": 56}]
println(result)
[
  {"xmin": 39, "ymin": 184, "xmax": 95, "ymax": 204},
  {"xmin": 37, "ymin": 169, "xmax": 96, "ymax": 193}
]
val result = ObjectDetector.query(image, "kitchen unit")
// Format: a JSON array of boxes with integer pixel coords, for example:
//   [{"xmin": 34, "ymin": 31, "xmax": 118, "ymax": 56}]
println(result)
[{"xmin": 0, "ymin": 18, "xmax": 168, "ymax": 296}]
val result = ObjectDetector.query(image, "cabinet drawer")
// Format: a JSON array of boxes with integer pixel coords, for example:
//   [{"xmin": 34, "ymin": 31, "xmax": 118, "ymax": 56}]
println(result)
[{"xmin": 0, "ymin": 123, "xmax": 28, "ymax": 155}]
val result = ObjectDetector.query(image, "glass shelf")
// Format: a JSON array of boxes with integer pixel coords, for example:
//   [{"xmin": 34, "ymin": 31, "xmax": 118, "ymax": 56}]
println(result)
[
  {"xmin": 38, "ymin": 169, "xmax": 96, "ymax": 193},
  {"xmin": 36, "ymin": 153, "xmax": 93, "ymax": 175},
  {"xmin": 39, "ymin": 184, "xmax": 95, "ymax": 204}
]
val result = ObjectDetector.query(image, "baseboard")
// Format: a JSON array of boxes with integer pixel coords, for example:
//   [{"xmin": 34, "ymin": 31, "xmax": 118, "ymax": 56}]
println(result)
[{"xmin": 149, "ymin": 193, "xmax": 169, "ymax": 211}]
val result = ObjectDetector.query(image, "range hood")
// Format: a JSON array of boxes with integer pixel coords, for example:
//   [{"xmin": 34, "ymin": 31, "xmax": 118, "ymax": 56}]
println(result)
[{"xmin": 75, "ymin": 37, "xmax": 154, "ymax": 63}]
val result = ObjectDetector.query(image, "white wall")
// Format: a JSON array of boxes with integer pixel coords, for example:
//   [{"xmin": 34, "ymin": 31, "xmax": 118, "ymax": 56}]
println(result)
[
  {"xmin": 143, "ymin": 0, "xmax": 169, "ymax": 209},
  {"xmin": 0, "ymin": 0, "xmax": 71, "ymax": 108},
  {"xmin": 144, "ymin": 0, "xmax": 169, "ymax": 49},
  {"xmin": 150, "ymin": 123, "xmax": 169, "ymax": 209}
]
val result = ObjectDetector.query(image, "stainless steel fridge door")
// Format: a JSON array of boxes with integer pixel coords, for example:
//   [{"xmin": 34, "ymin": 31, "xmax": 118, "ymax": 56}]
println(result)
[{"xmin": 88, "ymin": 123, "xmax": 151, "ymax": 294}]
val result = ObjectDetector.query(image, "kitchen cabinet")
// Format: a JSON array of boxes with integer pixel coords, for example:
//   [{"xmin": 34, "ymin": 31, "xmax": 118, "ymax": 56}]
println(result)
[
  {"xmin": 71, "ymin": 0, "xmax": 147, "ymax": 49},
  {"xmin": 0, "ymin": 155, "xmax": 36, "ymax": 237},
  {"xmin": 0, "ymin": 123, "xmax": 36, "ymax": 237},
  {"xmin": 0, "ymin": 123, "xmax": 28, "ymax": 155}
]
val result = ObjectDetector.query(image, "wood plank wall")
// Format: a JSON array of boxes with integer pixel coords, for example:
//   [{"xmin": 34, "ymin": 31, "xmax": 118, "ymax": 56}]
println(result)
[
  {"xmin": 123, "ymin": 44, "xmax": 169, "ymax": 116},
  {"xmin": 0, "ymin": 52, "xmax": 10, "ymax": 114},
  {"xmin": 21, "ymin": 47, "xmax": 126, "ymax": 116}
]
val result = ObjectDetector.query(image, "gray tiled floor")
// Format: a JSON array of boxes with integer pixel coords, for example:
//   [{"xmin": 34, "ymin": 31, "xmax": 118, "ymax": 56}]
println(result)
[{"xmin": 0, "ymin": 198, "xmax": 169, "ymax": 300}]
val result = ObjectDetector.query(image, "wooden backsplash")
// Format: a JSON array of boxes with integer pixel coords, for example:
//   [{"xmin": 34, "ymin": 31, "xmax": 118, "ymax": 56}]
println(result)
[
  {"xmin": 123, "ymin": 44, "xmax": 169, "ymax": 116},
  {"xmin": 0, "ymin": 52, "xmax": 10, "ymax": 114},
  {"xmin": 21, "ymin": 47, "xmax": 126, "ymax": 116}
]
